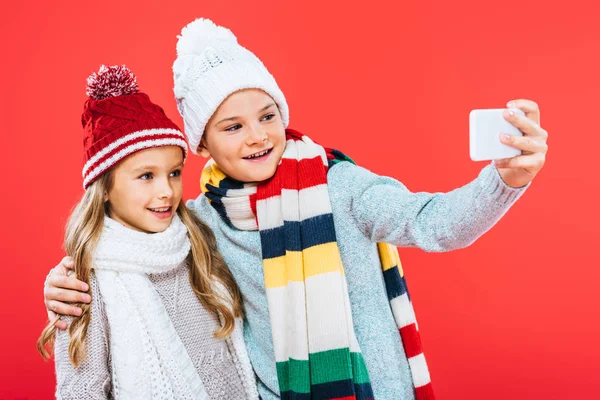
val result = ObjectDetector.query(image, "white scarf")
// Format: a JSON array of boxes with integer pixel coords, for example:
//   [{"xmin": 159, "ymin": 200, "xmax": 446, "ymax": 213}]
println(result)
[{"xmin": 94, "ymin": 215, "xmax": 208, "ymax": 400}]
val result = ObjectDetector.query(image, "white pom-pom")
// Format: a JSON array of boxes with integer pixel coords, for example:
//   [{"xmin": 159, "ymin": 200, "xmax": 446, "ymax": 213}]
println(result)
[
  {"xmin": 86, "ymin": 65, "xmax": 139, "ymax": 100},
  {"xmin": 176, "ymin": 18, "xmax": 237, "ymax": 56}
]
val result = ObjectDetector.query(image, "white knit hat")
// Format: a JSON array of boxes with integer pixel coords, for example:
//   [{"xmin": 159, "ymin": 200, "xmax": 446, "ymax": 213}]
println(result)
[{"xmin": 173, "ymin": 18, "xmax": 289, "ymax": 154}]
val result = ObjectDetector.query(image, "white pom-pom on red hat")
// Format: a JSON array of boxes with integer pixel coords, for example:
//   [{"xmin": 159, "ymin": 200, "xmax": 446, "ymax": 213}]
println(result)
[{"xmin": 86, "ymin": 65, "xmax": 139, "ymax": 100}]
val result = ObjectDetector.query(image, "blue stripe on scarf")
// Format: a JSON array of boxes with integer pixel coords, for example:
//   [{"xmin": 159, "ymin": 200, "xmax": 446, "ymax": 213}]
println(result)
[
  {"xmin": 310, "ymin": 379, "xmax": 355, "ymax": 399},
  {"xmin": 354, "ymin": 382, "xmax": 376, "ymax": 400},
  {"xmin": 383, "ymin": 267, "xmax": 410, "ymax": 301},
  {"xmin": 260, "ymin": 215, "xmax": 338, "ymax": 259},
  {"xmin": 300, "ymin": 214, "xmax": 338, "ymax": 248},
  {"xmin": 215, "ymin": 177, "xmax": 246, "ymax": 190},
  {"xmin": 279, "ymin": 392, "xmax": 310, "ymax": 400},
  {"xmin": 205, "ymin": 184, "xmax": 229, "ymax": 197}
]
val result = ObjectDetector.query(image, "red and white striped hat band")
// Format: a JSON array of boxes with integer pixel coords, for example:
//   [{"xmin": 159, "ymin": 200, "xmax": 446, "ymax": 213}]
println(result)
[
  {"xmin": 81, "ymin": 65, "xmax": 188, "ymax": 189},
  {"xmin": 82, "ymin": 128, "xmax": 187, "ymax": 189}
]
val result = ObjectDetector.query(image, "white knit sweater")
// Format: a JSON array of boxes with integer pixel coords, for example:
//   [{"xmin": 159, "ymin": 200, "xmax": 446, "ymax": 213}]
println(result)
[{"xmin": 54, "ymin": 217, "xmax": 258, "ymax": 399}]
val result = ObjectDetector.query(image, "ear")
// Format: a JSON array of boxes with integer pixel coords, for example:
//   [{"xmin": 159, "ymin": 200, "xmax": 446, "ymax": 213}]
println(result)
[
  {"xmin": 197, "ymin": 136, "xmax": 211, "ymax": 158},
  {"xmin": 103, "ymin": 191, "xmax": 109, "ymax": 202}
]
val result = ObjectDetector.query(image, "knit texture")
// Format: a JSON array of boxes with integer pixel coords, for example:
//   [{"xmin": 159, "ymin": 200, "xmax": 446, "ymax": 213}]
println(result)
[
  {"xmin": 93, "ymin": 215, "xmax": 206, "ymax": 399},
  {"xmin": 54, "ymin": 216, "xmax": 258, "ymax": 399},
  {"xmin": 200, "ymin": 131, "xmax": 434, "ymax": 399},
  {"xmin": 82, "ymin": 65, "xmax": 187, "ymax": 189},
  {"xmin": 188, "ymin": 139, "xmax": 529, "ymax": 399},
  {"xmin": 172, "ymin": 18, "xmax": 289, "ymax": 154}
]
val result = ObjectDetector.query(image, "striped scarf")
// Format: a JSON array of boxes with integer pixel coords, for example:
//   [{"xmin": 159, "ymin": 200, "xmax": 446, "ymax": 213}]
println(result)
[{"xmin": 201, "ymin": 130, "xmax": 435, "ymax": 399}]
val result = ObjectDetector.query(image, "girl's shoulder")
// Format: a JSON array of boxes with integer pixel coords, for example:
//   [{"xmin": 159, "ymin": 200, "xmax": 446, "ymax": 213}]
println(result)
[{"xmin": 87, "ymin": 271, "xmax": 108, "ymax": 322}]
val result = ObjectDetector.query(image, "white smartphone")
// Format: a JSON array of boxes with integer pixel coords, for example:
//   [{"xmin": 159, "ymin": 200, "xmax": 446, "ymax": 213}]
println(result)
[{"xmin": 469, "ymin": 108, "xmax": 524, "ymax": 162}]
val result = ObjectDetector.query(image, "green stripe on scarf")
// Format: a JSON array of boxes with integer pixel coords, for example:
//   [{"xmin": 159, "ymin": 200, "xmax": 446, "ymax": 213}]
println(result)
[{"xmin": 276, "ymin": 350, "xmax": 371, "ymax": 392}]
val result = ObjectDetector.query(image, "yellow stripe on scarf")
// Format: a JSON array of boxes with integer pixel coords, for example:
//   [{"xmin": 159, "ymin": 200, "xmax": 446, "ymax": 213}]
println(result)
[
  {"xmin": 378, "ymin": 243, "xmax": 405, "ymax": 277},
  {"xmin": 200, "ymin": 162, "xmax": 228, "ymax": 194},
  {"xmin": 263, "ymin": 243, "xmax": 345, "ymax": 289},
  {"xmin": 263, "ymin": 252, "xmax": 303, "ymax": 288}
]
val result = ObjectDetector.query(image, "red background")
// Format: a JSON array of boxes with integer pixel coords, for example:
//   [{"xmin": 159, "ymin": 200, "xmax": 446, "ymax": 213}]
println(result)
[{"xmin": 1, "ymin": 1, "xmax": 598, "ymax": 398}]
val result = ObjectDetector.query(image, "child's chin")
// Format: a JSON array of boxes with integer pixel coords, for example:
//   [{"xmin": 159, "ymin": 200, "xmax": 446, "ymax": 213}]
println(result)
[
  {"xmin": 244, "ymin": 173, "xmax": 275, "ymax": 183},
  {"xmin": 249, "ymin": 165, "xmax": 278, "ymax": 182},
  {"xmin": 142, "ymin": 218, "xmax": 173, "ymax": 234}
]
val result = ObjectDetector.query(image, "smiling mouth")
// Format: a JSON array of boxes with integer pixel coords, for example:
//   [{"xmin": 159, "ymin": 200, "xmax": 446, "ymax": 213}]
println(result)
[
  {"xmin": 244, "ymin": 148, "xmax": 272, "ymax": 160},
  {"xmin": 148, "ymin": 206, "xmax": 172, "ymax": 213}
]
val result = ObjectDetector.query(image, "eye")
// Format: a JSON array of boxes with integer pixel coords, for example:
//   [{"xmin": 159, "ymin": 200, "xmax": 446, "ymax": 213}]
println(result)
[
  {"xmin": 139, "ymin": 173, "xmax": 152, "ymax": 180},
  {"xmin": 261, "ymin": 113, "xmax": 276, "ymax": 122},
  {"xmin": 170, "ymin": 169, "xmax": 182, "ymax": 178},
  {"xmin": 225, "ymin": 124, "xmax": 242, "ymax": 132}
]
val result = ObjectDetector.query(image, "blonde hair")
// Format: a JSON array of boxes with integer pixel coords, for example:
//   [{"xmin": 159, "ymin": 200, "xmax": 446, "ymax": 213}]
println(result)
[{"xmin": 37, "ymin": 170, "xmax": 242, "ymax": 366}]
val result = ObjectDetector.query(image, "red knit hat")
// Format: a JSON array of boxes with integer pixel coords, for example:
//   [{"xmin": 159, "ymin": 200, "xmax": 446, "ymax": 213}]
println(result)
[{"xmin": 81, "ymin": 65, "xmax": 188, "ymax": 189}]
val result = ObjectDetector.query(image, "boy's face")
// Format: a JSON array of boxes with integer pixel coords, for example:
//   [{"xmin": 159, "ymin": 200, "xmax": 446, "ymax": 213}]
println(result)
[{"xmin": 200, "ymin": 89, "xmax": 286, "ymax": 183}]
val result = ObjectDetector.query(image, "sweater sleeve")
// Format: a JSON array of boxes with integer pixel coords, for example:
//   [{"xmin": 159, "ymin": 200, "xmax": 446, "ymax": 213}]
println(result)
[
  {"xmin": 330, "ymin": 162, "xmax": 529, "ymax": 252},
  {"xmin": 54, "ymin": 273, "xmax": 112, "ymax": 399}
]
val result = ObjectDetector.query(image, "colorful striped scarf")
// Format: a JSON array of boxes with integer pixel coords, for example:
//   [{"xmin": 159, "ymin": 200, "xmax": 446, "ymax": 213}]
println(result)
[{"xmin": 201, "ymin": 129, "xmax": 435, "ymax": 399}]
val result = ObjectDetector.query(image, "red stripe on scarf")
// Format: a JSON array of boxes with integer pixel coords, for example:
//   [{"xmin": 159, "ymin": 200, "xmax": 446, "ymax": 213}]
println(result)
[
  {"xmin": 279, "ymin": 157, "xmax": 327, "ymax": 190},
  {"xmin": 415, "ymin": 382, "xmax": 436, "ymax": 399},
  {"xmin": 399, "ymin": 324, "xmax": 424, "ymax": 359},
  {"xmin": 256, "ymin": 157, "xmax": 328, "ymax": 201},
  {"xmin": 256, "ymin": 166, "xmax": 287, "ymax": 200},
  {"xmin": 250, "ymin": 193, "xmax": 258, "ymax": 224}
]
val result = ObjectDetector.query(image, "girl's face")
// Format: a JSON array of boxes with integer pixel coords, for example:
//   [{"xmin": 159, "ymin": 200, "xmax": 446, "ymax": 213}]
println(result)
[
  {"xmin": 200, "ymin": 89, "xmax": 286, "ymax": 183},
  {"xmin": 105, "ymin": 146, "xmax": 184, "ymax": 233}
]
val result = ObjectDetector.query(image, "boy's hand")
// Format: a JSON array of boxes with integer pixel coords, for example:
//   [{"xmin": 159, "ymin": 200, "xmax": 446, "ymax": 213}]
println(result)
[
  {"xmin": 494, "ymin": 99, "xmax": 548, "ymax": 188},
  {"xmin": 44, "ymin": 256, "xmax": 90, "ymax": 330}
]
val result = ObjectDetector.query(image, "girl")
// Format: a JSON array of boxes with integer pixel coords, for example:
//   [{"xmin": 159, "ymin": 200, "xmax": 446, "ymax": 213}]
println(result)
[
  {"xmin": 37, "ymin": 65, "xmax": 258, "ymax": 400},
  {"xmin": 44, "ymin": 19, "xmax": 549, "ymax": 400}
]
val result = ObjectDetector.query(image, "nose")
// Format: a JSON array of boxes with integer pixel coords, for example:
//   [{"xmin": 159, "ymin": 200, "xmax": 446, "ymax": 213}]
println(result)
[
  {"xmin": 157, "ymin": 177, "xmax": 174, "ymax": 200},
  {"xmin": 245, "ymin": 122, "xmax": 267, "ymax": 146}
]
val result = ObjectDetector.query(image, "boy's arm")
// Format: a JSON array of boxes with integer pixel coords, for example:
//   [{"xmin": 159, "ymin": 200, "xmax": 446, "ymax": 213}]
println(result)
[{"xmin": 333, "ymin": 162, "xmax": 528, "ymax": 252}]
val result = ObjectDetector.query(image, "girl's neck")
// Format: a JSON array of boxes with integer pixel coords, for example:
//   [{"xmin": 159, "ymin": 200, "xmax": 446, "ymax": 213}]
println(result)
[{"xmin": 94, "ymin": 214, "xmax": 191, "ymax": 275}]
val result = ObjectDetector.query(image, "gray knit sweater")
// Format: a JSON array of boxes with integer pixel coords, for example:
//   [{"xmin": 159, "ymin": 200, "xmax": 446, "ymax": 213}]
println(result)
[{"xmin": 54, "ymin": 262, "xmax": 252, "ymax": 399}]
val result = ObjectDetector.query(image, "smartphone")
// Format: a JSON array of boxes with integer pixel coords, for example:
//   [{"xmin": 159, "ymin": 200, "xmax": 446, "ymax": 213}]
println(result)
[{"xmin": 469, "ymin": 108, "xmax": 524, "ymax": 162}]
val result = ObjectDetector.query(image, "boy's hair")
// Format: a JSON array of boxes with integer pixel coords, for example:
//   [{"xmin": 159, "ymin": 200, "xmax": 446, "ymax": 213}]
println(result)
[{"xmin": 37, "ymin": 170, "xmax": 242, "ymax": 366}]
